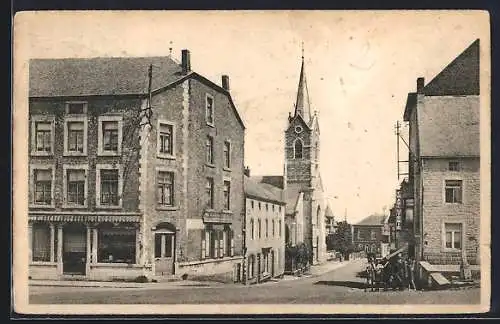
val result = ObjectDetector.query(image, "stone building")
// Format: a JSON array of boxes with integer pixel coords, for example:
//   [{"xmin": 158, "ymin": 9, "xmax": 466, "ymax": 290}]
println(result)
[
  {"xmin": 351, "ymin": 214, "xmax": 386, "ymax": 255},
  {"xmin": 243, "ymin": 172, "xmax": 286, "ymax": 284},
  {"xmin": 403, "ymin": 39, "xmax": 480, "ymax": 266},
  {"xmin": 28, "ymin": 50, "xmax": 246, "ymax": 281}
]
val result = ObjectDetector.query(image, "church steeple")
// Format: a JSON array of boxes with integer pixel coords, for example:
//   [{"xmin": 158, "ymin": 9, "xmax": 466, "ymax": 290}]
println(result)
[{"xmin": 294, "ymin": 44, "xmax": 311, "ymax": 124}]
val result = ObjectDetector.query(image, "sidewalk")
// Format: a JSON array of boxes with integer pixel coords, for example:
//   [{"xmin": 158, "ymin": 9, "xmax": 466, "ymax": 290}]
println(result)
[{"xmin": 29, "ymin": 278, "xmax": 225, "ymax": 290}]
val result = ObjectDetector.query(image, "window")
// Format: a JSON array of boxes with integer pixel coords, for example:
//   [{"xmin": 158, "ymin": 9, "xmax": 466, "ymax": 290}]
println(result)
[
  {"xmin": 65, "ymin": 168, "xmax": 87, "ymax": 206},
  {"xmin": 201, "ymin": 226, "xmax": 231, "ymax": 259},
  {"xmin": 206, "ymin": 136, "xmax": 214, "ymax": 164},
  {"xmin": 35, "ymin": 122, "xmax": 52, "ymax": 153},
  {"xmin": 266, "ymin": 203, "xmax": 268, "ymax": 211},
  {"xmin": 67, "ymin": 121, "xmax": 85, "ymax": 153},
  {"xmin": 64, "ymin": 117, "xmax": 88, "ymax": 156},
  {"xmin": 445, "ymin": 180, "xmax": 463, "ymax": 203},
  {"xmin": 294, "ymin": 139, "xmax": 303, "ymax": 159},
  {"xmin": 449, "ymin": 161, "xmax": 460, "ymax": 171},
  {"xmin": 258, "ymin": 202, "xmax": 261, "ymax": 210},
  {"xmin": 250, "ymin": 219, "xmax": 255, "ymax": 240},
  {"xmin": 157, "ymin": 171, "xmax": 174, "ymax": 207},
  {"xmin": 251, "ymin": 200, "xmax": 254, "ymax": 209},
  {"xmin": 206, "ymin": 94, "xmax": 214, "ymax": 125},
  {"xmin": 265, "ymin": 219, "xmax": 269, "ymax": 238},
  {"xmin": 357, "ymin": 229, "xmax": 362, "ymax": 240},
  {"xmin": 96, "ymin": 164, "xmax": 122, "ymax": 208},
  {"xmin": 34, "ymin": 169, "xmax": 52, "ymax": 205},
  {"xmin": 258, "ymin": 219, "xmax": 262, "ymax": 239},
  {"xmin": 103, "ymin": 121, "xmax": 118, "ymax": 151},
  {"xmin": 98, "ymin": 225, "xmax": 136, "ymax": 263},
  {"xmin": 223, "ymin": 181, "xmax": 231, "ymax": 210},
  {"xmin": 154, "ymin": 233, "xmax": 174, "ymax": 258},
  {"xmin": 98, "ymin": 116, "xmax": 122, "ymax": 155},
  {"xmin": 205, "ymin": 178, "xmax": 214, "ymax": 209},
  {"xmin": 248, "ymin": 254, "xmax": 255, "ymax": 279},
  {"xmin": 272, "ymin": 220, "xmax": 275, "ymax": 237},
  {"xmin": 279, "ymin": 206, "xmax": 282, "ymax": 213},
  {"xmin": 444, "ymin": 223, "xmax": 462, "ymax": 250},
  {"xmin": 223, "ymin": 141, "xmax": 231, "ymax": 169},
  {"xmin": 31, "ymin": 117, "xmax": 55, "ymax": 156},
  {"xmin": 157, "ymin": 122, "xmax": 174, "ymax": 157},
  {"xmin": 370, "ymin": 230, "xmax": 377, "ymax": 240},
  {"xmin": 279, "ymin": 220, "xmax": 282, "ymax": 237},
  {"xmin": 32, "ymin": 223, "xmax": 50, "ymax": 262},
  {"xmin": 66, "ymin": 102, "xmax": 87, "ymax": 114},
  {"xmin": 272, "ymin": 205, "xmax": 275, "ymax": 212}
]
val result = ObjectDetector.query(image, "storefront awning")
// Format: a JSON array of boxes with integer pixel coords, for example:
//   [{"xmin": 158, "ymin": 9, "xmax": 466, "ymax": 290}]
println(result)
[
  {"xmin": 386, "ymin": 243, "xmax": 409, "ymax": 260},
  {"xmin": 29, "ymin": 214, "xmax": 141, "ymax": 223}
]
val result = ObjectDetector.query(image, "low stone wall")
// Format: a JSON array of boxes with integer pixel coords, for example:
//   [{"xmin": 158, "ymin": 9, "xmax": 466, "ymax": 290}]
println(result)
[
  {"xmin": 29, "ymin": 262, "xmax": 59, "ymax": 280},
  {"xmin": 176, "ymin": 256, "xmax": 243, "ymax": 283},
  {"xmin": 88, "ymin": 263, "xmax": 153, "ymax": 281}
]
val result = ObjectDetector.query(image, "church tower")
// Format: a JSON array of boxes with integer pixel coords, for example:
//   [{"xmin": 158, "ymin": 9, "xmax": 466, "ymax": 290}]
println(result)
[{"xmin": 284, "ymin": 48, "xmax": 325, "ymax": 264}]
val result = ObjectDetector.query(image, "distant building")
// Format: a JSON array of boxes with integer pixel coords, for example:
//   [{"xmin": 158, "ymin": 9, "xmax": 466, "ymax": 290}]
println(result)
[
  {"xmin": 325, "ymin": 205, "xmax": 335, "ymax": 235},
  {"xmin": 244, "ymin": 172, "xmax": 286, "ymax": 284},
  {"xmin": 28, "ymin": 50, "xmax": 246, "ymax": 282},
  {"xmin": 403, "ymin": 39, "xmax": 480, "ymax": 266},
  {"xmin": 352, "ymin": 214, "xmax": 386, "ymax": 255}
]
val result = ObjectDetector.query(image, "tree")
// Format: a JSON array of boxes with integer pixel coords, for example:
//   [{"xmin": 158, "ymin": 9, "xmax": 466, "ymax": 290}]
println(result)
[{"xmin": 333, "ymin": 221, "xmax": 354, "ymax": 260}]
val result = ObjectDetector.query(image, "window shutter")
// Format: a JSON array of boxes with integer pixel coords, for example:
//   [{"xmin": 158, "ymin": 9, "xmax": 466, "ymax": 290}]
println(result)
[
  {"xmin": 201, "ymin": 229, "xmax": 206, "ymax": 260},
  {"xmin": 230, "ymin": 230, "xmax": 235, "ymax": 257},
  {"xmin": 222, "ymin": 230, "xmax": 227, "ymax": 257}
]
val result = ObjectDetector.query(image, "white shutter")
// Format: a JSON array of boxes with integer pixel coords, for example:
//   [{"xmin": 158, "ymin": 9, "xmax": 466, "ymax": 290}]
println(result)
[
  {"xmin": 205, "ymin": 230, "xmax": 210, "ymax": 258},
  {"xmin": 230, "ymin": 230, "xmax": 235, "ymax": 257},
  {"xmin": 222, "ymin": 231, "xmax": 227, "ymax": 257},
  {"xmin": 219, "ymin": 231, "xmax": 224, "ymax": 258}
]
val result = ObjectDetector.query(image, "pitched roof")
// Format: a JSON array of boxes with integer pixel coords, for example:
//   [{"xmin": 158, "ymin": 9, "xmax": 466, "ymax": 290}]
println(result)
[
  {"xmin": 29, "ymin": 56, "xmax": 183, "ymax": 97},
  {"xmin": 355, "ymin": 214, "xmax": 386, "ymax": 226},
  {"xmin": 293, "ymin": 57, "xmax": 312, "ymax": 124},
  {"xmin": 285, "ymin": 183, "xmax": 302, "ymax": 215},
  {"xmin": 418, "ymin": 96, "xmax": 479, "ymax": 157},
  {"xmin": 245, "ymin": 176, "xmax": 285, "ymax": 205},
  {"xmin": 423, "ymin": 39, "xmax": 480, "ymax": 96}
]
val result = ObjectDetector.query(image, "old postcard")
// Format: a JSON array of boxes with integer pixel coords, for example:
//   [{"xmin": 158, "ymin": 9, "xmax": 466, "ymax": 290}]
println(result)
[{"xmin": 12, "ymin": 10, "xmax": 491, "ymax": 315}]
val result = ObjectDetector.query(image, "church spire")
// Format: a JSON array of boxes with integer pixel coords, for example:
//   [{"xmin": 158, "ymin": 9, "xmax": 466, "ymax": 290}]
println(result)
[{"xmin": 294, "ymin": 42, "xmax": 311, "ymax": 123}]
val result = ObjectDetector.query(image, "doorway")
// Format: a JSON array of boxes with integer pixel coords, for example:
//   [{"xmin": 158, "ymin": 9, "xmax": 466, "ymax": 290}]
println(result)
[
  {"xmin": 63, "ymin": 223, "xmax": 87, "ymax": 275},
  {"xmin": 154, "ymin": 230, "xmax": 175, "ymax": 275}
]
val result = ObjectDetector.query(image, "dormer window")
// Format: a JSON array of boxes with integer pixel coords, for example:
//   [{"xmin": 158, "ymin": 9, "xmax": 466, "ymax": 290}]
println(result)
[
  {"xmin": 449, "ymin": 161, "xmax": 460, "ymax": 171},
  {"xmin": 294, "ymin": 139, "xmax": 303, "ymax": 159}
]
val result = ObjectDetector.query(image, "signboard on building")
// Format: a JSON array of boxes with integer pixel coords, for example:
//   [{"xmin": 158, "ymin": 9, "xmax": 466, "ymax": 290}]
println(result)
[{"xmin": 395, "ymin": 189, "xmax": 402, "ymax": 230}]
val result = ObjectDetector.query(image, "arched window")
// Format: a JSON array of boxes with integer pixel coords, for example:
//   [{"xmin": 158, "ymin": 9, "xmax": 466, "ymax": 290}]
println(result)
[{"xmin": 294, "ymin": 139, "xmax": 303, "ymax": 159}]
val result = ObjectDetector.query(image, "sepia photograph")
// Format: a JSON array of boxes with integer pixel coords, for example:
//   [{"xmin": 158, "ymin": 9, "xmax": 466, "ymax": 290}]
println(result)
[{"xmin": 12, "ymin": 10, "xmax": 490, "ymax": 314}]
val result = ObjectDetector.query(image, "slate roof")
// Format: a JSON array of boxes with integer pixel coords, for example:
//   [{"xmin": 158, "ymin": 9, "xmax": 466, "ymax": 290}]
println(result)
[
  {"xmin": 418, "ymin": 96, "xmax": 479, "ymax": 157},
  {"xmin": 245, "ymin": 176, "xmax": 285, "ymax": 205},
  {"xmin": 354, "ymin": 214, "xmax": 386, "ymax": 226},
  {"xmin": 29, "ymin": 56, "xmax": 183, "ymax": 97},
  {"xmin": 284, "ymin": 183, "xmax": 302, "ymax": 215},
  {"xmin": 423, "ymin": 39, "xmax": 480, "ymax": 96},
  {"xmin": 294, "ymin": 57, "xmax": 312, "ymax": 124}
]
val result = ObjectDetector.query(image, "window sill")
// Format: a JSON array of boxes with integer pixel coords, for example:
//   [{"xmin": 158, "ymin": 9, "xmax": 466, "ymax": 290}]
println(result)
[
  {"xmin": 443, "ymin": 248, "xmax": 462, "ymax": 253},
  {"xmin": 206, "ymin": 122, "xmax": 215, "ymax": 128},
  {"xmin": 222, "ymin": 210, "xmax": 232, "ymax": 214},
  {"xmin": 223, "ymin": 167, "xmax": 231, "ymax": 172},
  {"xmin": 157, "ymin": 154, "xmax": 176, "ymax": 160},
  {"xmin": 97, "ymin": 152, "xmax": 121, "ymax": 157},
  {"xmin": 63, "ymin": 152, "xmax": 87, "ymax": 157},
  {"xmin": 156, "ymin": 206, "xmax": 178, "ymax": 211},
  {"xmin": 444, "ymin": 202, "xmax": 463, "ymax": 205},
  {"xmin": 30, "ymin": 261, "xmax": 57, "ymax": 266},
  {"xmin": 205, "ymin": 163, "xmax": 215, "ymax": 168},
  {"xmin": 96, "ymin": 205, "xmax": 123, "ymax": 210},
  {"xmin": 30, "ymin": 152, "xmax": 54, "ymax": 157},
  {"xmin": 29, "ymin": 204, "xmax": 55, "ymax": 209},
  {"xmin": 62, "ymin": 204, "xmax": 88, "ymax": 209}
]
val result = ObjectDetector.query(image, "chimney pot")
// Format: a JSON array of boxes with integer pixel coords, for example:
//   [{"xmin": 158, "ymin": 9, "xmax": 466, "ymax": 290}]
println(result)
[
  {"xmin": 181, "ymin": 49, "xmax": 191, "ymax": 74},
  {"xmin": 416, "ymin": 77, "xmax": 425, "ymax": 94},
  {"xmin": 221, "ymin": 75, "xmax": 230, "ymax": 91}
]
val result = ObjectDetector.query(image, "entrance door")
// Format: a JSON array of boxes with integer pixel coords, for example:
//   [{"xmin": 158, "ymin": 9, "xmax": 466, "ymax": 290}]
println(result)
[
  {"xmin": 63, "ymin": 224, "xmax": 87, "ymax": 275},
  {"xmin": 154, "ymin": 232, "xmax": 175, "ymax": 275}
]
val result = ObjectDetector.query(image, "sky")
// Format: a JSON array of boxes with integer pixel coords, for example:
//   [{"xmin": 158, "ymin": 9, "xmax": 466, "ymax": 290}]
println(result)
[{"xmin": 15, "ymin": 10, "xmax": 489, "ymax": 224}]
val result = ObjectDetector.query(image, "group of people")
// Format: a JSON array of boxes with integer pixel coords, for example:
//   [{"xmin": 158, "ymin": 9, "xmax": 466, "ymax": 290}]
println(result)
[{"xmin": 365, "ymin": 253, "xmax": 417, "ymax": 291}]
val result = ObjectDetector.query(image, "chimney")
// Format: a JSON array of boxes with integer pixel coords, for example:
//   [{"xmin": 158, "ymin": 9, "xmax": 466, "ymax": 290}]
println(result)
[
  {"xmin": 416, "ymin": 77, "xmax": 425, "ymax": 94},
  {"xmin": 181, "ymin": 49, "xmax": 191, "ymax": 74},
  {"xmin": 244, "ymin": 166, "xmax": 250, "ymax": 177},
  {"xmin": 221, "ymin": 75, "xmax": 230, "ymax": 91}
]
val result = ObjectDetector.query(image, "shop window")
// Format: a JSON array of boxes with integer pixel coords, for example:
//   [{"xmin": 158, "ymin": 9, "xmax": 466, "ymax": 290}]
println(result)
[
  {"xmin": 32, "ymin": 223, "xmax": 50, "ymax": 262},
  {"xmin": 98, "ymin": 226, "xmax": 136, "ymax": 263}
]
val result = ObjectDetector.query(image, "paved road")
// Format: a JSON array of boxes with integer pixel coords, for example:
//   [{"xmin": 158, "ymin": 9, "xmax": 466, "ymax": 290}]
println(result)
[{"xmin": 29, "ymin": 259, "xmax": 480, "ymax": 305}]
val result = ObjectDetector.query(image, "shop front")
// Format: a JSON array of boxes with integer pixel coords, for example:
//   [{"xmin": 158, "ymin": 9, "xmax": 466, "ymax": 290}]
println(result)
[{"xmin": 28, "ymin": 213, "xmax": 152, "ymax": 281}]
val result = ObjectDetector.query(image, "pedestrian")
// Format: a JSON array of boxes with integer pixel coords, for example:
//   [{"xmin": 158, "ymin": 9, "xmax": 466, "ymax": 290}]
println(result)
[{"xmin": 407, "ymin": 257, "xmax": 417, "ymax": 291}]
